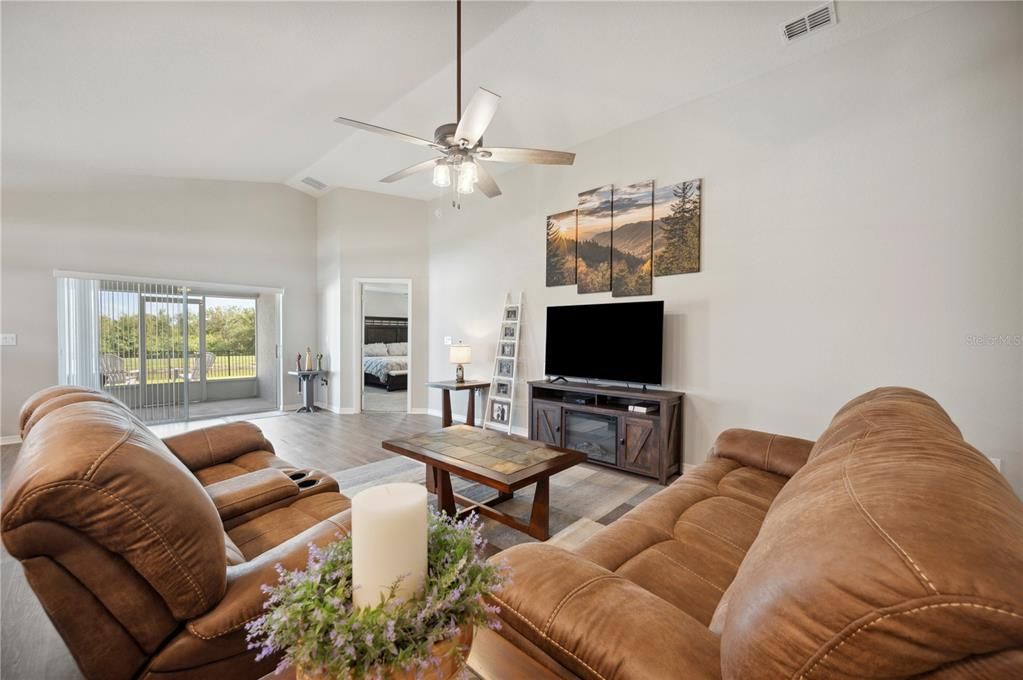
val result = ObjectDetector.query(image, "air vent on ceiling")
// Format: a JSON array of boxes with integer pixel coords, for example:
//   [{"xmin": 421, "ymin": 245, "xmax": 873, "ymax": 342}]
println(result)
[
  {"xmin": 782, "ymin": 3, "xmax": 837, "ymax": 43},
  {"xmin": 300, "ymin": 176, "xmax": 327, "ymax": 191}
]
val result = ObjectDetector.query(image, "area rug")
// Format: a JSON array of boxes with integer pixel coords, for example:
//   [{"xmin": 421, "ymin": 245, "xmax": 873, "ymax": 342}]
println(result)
[{"xmin": 330, "ymin": 457, "xmax": 665, "ymax": 556}]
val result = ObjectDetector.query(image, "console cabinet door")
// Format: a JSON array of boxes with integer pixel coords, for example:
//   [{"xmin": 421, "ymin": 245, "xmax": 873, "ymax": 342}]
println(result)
[
  {"xmin": 621, "ymin": 417, "xmax": 659, "ymax": 476},
  {"xmin": 532, "ymin": 402, "xmax": 563, "ymax": 446}
]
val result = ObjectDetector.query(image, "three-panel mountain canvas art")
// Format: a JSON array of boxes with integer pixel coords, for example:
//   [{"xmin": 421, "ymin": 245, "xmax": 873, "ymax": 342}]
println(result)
[{"xmin": 545, "ymin": 178, "xmax": 702, "ymax": 295}]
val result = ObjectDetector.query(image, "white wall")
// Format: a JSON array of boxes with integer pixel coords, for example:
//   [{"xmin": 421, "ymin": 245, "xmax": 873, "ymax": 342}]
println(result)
[
  {"xmin": 0, "ymin": 170, "xmax": 317, "ymax": 437},
  {"xmin": 427, "ymin": 3, "xmax": 1023, "ymax": 492},
  {"xmin": 316, "ymin": 187, "xmax": 429, "ymax": 413},
  {"xmin": 363, "ymin": 289, "xmax": 409, "ymax": 319}
]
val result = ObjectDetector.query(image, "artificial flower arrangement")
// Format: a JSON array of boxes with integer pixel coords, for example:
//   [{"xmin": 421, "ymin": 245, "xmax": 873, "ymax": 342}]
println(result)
[{"xmin": 246, "ymin": 510, "xmax": 507, "ymax": 679}]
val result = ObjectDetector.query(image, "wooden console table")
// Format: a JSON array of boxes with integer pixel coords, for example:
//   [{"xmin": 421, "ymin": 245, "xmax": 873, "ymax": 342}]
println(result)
[
  {"xmin": 528, "ymin": 380, "xmax": 684, "ymax": 484},
  {"xmin": 426, "ymin": 379, "xmax": 490, "ymax": 427}
]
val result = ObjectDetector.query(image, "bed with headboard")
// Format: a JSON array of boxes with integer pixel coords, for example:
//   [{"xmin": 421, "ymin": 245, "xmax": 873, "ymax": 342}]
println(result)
[{"xmin": 363, "ymin": 316, "xmax": 408, "ymax": 392}]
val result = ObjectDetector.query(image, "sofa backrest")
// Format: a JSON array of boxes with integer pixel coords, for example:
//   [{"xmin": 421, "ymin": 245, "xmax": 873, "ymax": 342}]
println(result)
[
  {"xmin": 719, "ymin": 387, "xmax": 1023, "ymax": 678},
  {"xmin": 2, "ymin": 400, "xmax": 228, "ymax": 620}
]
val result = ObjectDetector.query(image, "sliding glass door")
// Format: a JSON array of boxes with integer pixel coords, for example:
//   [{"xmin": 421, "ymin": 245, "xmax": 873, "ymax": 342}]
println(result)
[{"xmin": 57, "ymin": 274, "xmax": 281, "ymax": 424}]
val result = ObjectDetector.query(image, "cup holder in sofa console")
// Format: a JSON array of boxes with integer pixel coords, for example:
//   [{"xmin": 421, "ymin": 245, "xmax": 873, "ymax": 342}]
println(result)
[
  {"xmin": 288, "ymin": 471, "xmax": 309, "ymax": 481},
  {"xmin": 296, "ymin": 478, "xmax": 319, "ymax": 489}
]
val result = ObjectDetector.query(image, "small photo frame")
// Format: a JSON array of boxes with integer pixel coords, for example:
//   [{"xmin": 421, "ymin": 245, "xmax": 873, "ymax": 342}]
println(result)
[
  {"xmin": 497, "ymin": 358, "xmax": 514, "ymax": 377},
  {"xmin": 504, "ymin": 307, "xmax": 519, "ymax": 322},
  {"xmin": 494, "ymin": 379, "xmax": 512, "ymax": 397},
  {"xmin": 501, "ymin": 324, "xmax": 517, "ymax": 340},
  {"xmin": 491, "ymin": 401, "xmax": 510, "ymax": 424},
  {"xmin": 499, "ymin": 342, "xmax": 516, "ymax": 358}
]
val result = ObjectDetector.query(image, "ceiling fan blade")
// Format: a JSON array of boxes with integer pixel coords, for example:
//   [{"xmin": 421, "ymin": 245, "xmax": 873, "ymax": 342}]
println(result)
[
  {"xmin": 478, "ymin": 147, "xmax": 575, "ymax": 165},
  {"xmin": 335, "ymin": 115, "xmax": 444, "ymax": 151},
  {"xmin": 379, "ymin": 158, "xmax": 442, "ymax": 184},
  {"xmin": 454, "ymin": 88, "xmax": 501, "ymax": 148},
  {"xmin": 475, "ymin": 162, "xmax": 502, "ymax": 198}
]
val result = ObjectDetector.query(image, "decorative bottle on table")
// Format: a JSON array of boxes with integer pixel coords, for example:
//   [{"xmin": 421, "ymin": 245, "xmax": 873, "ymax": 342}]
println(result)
[{"xmin": 305, "ymin": 347, "xmax": 313, "ymax": 371}]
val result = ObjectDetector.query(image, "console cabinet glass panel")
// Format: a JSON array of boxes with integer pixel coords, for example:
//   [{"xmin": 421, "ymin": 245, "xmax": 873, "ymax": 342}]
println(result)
[{"xmin": 564, "ymin": 411, "xmax": 618, "ymax": 465}]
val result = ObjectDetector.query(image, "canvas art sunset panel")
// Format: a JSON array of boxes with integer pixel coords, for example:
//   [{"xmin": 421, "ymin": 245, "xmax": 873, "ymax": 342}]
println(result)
[
  {"xmin": 653, "ymin": 178, "xmax": 702, "ymax": 276},
  {"xmin": 545, "ymin": 209, "xmax": 577, "ymax": 286},
  {"xmin": 576, "ymin": 185, "xmax": 613, "ymax": 293},
  {"xmin": 611, "ymin": 180, "xmax": 653, "ymax": 297}
]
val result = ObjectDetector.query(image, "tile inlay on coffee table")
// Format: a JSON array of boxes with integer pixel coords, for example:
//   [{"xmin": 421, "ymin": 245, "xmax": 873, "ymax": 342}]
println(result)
[{"xmin": 383, "ymin": 425, "xmax": 586, "ymax": 540}]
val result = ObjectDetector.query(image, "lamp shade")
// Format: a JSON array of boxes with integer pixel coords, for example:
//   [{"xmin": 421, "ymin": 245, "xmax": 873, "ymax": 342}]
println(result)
[{"xmin": 448, "ymin": 344, "xmax": 472, "ymax": 365}]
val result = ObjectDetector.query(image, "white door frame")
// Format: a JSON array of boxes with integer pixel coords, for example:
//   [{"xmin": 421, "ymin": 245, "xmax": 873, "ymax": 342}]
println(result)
[{"xmin": 352, "ymin": 277, "xmax": 412, "ymax": 414}]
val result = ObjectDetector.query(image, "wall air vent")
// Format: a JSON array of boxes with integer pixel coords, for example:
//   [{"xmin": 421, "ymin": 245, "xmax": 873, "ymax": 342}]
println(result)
[
  {"xmin": 300, "ymin": 176, "xmax": 328, "ymax": 191},
  {"xmin": 782, "ymin": 3, "xmax": 837, "ymax": 43}
]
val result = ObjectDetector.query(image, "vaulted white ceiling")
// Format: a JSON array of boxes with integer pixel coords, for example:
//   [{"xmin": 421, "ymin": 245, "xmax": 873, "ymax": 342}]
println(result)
[{"xmin": 3, "ymin": 1, "xmax": 936, "ymax": 200}]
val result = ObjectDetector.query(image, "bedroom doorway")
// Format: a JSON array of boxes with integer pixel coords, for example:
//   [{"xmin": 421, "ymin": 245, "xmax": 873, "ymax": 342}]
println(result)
[{"xmin": 356, "ymin": 279, "xmax": 411, "ymax": 413}]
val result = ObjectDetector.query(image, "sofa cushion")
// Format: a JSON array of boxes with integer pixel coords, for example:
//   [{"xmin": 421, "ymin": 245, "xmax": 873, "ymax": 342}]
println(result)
[
  {"xmin": 571, "ymin": 457, "xmax": 782, "ymax": 626},
  {"xmin": 719, "ymin": 388, "xmax": 1023, "ymax": 679},
  {"xmin": 227, "ymin": 494, "xmax": 352, "ymax": 560},
  {"xmin": 493, "ymin": 544, "xmax": 722, "ymax": 680}
]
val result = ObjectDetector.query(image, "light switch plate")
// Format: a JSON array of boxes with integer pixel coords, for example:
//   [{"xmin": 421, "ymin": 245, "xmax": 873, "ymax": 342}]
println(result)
[
  {"xmin": 0, "ymin": 334, "xmax": 16, "ymax": 346},
  {"xmin": 444, "ymin": 336, "xmax": 452, "ymax": 346}
]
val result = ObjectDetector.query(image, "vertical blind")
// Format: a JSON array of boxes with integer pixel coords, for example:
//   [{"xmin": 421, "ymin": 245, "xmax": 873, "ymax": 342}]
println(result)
[{"xmin": 56, "ymin": 275, "xmax": 188, "ymax": 424}]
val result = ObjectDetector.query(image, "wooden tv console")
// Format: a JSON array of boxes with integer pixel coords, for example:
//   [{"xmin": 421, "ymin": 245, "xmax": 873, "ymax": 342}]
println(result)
[{"xmin": 527, "ymin": 380, "xmax": 684, "ymax": 484}]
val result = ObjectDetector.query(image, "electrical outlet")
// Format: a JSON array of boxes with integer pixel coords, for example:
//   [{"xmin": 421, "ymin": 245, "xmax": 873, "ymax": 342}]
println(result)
[
  {"xmin": 444, "ymin": 336, "xmax": 452, "ymax": 346},
  {"xmin": 0, "ymin": 334, "xmax": 16, "ymax": 346}
]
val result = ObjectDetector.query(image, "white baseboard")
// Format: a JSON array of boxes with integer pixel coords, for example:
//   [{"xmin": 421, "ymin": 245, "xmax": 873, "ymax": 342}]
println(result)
[
  {"xmin": 409, "ymin": 408, "xmax": 429, "ymax": 415},
  {"xmin": 1, "ymin": 434, "xmax": 23, "ymax": 446},
  {"xmin": 314, "ymin": 401, "xmax": 342, "ymax": 415}
]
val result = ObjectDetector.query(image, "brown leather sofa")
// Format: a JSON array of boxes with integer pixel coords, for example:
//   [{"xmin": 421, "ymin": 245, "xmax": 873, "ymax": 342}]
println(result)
[
  {"xmin": 3, "ymin": 386, "xmax": 352, "ymax": 680},
  {"xmin": 491, "ymin": 387, "xmax": 1023, "ymax": 679}
]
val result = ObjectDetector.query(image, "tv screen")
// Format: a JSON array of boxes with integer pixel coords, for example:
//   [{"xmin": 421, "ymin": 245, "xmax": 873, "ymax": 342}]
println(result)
[{"xmin": 545, "ymin": 301, "xmax": 664, "ymax": 385}]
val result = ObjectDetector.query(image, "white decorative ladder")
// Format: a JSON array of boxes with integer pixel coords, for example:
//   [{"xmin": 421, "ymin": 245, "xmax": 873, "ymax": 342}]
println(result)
[{"xmin": 483, "ymin": 292, "xmax": 523, "ymax": 434}]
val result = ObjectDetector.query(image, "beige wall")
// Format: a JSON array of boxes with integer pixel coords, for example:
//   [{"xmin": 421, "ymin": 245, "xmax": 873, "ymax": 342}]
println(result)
[
  {"xmin": 316, "ymin": 187, "xmax": 429, "ymax": 413},
  {"xmin": 0, "ymin": 170, "xmax": 317, "ymax": 437},
  {"xmin": 426, "ymin": 3, "xmax": 1023, "ymax": 492}
]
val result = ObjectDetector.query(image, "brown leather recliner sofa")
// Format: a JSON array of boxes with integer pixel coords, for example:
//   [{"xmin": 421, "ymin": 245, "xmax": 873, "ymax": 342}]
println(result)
[
  {"xmin": 4, "ymin": 386, "xmax": 352, "ymax": 679},
  {"xmin": 491, "ymin": 387, "xmax": 1023, "ymax": 679}
]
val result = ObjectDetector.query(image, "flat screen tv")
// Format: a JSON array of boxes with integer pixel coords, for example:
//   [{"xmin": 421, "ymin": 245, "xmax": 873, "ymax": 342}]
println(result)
[{"xmin": 545, "ymin": 301, "xmax": 664, "ymax": 385}]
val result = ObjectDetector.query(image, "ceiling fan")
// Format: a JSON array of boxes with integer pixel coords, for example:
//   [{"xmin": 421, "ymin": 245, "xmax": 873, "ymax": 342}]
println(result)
[{"xmin": 333, "ymin": 0, "xmax": 575, "ymax": 206}]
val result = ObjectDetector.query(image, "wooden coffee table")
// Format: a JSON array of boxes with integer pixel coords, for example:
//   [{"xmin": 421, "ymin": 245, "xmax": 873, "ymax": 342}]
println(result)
[{"xmin": 383, "ymin": 425, "xmax": 585, "ymax": 540}]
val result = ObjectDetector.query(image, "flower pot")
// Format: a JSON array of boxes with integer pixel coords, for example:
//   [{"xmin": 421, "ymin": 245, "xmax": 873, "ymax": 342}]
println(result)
[{"xmin": 295, "ymin": 625, "xmax": 474, "ymax": 680}]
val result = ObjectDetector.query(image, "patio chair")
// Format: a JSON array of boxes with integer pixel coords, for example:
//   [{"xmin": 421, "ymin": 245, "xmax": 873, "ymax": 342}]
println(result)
[
  {"xmin": 99, "ymin": 354, "xmax": 139, "ymax": 386},
  {"xmin": 172, "ymin": 351, "xmax": 216, "ymax": 382}
]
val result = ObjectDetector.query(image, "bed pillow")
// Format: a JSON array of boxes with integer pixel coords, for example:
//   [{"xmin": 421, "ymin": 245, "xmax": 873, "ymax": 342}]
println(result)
[
  {"xmin": 386, "ymin": 342, "xmax": 408, "ymax": 356},
  {"xmin": 364, "ymin": 343, "xmax": 388, "ymax": 357}
]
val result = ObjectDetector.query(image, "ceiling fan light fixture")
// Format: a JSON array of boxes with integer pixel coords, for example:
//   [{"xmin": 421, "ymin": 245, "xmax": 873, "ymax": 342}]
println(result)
[
  {"xmin": 456, "ymin": 161, "xmax": 477, "ymax": 194},
  {"xmin": 432, "ymin": 162, "xmax": 451, "ymax": 187}
]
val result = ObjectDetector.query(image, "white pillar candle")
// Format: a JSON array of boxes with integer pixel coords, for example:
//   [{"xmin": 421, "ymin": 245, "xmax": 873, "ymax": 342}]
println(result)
[{"xmin": 351, "ymin": 482, "xmax": 428, "ymax": 609}]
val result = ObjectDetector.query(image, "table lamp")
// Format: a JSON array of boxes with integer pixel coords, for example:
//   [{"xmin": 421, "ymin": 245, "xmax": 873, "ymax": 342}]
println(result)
[{"xmin": 449, "ymin": 343, "xmax": 471, "ymax": 383}]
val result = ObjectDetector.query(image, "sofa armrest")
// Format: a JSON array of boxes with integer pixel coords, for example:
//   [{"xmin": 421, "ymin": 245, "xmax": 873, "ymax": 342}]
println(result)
[
  {"xmin": 205, "ymin": 469, "xmax": 299, "ymax": 522},
  {"xmin": 709, "ymin": 428, "xmax": 814, "ymax": 477},
  {"xmin": 490, "ymin": 544, "xmax": 721, "ymax": 680},
  {"xmin": 162, "ymin": 421, "xmax": 275, "ymax": 472},
  {"xmin": 186, "ymin": 512, "xmax": 349, "ymax": 641}
]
